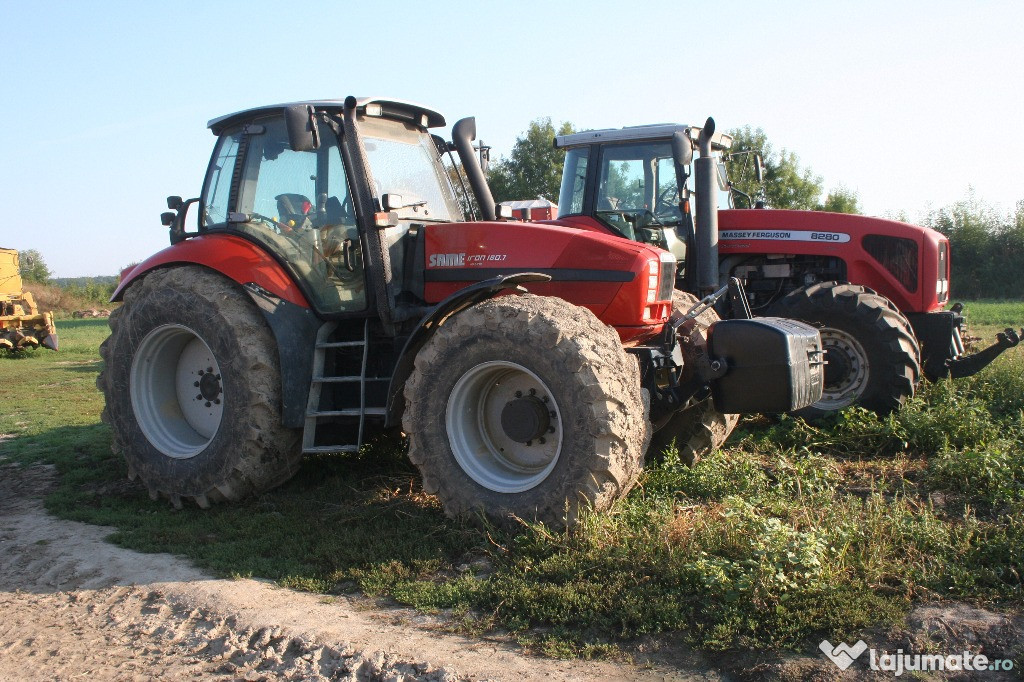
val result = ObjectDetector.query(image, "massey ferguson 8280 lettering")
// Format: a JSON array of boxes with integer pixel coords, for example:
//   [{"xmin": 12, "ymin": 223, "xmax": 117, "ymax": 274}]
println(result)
[
  {"xmin": 429, "ymin": 253, "xmax": 466, "ymax": 267},
  {"xmin": 720, "ymin": 230, "xmax": 851, "ymax": 243}
]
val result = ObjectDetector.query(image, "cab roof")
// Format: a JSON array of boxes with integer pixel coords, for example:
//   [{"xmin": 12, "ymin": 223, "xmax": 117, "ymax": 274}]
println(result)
[
  {"xmin": 555, "ymin": 123, "xmax": 734, "ymax": 151},
  {"xmin": 207, "ymin": 97, "xmax": 446, "ymax": 134}
]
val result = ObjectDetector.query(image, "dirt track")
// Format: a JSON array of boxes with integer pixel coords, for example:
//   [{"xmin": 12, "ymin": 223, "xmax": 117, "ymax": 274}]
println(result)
[
  {"xmin": 2, "ymin": 463, "xmax": 1021, "ymax": 681},
  {"xmin": 0, "ymin": 464, "xmax": 719, "ymax": 681}
]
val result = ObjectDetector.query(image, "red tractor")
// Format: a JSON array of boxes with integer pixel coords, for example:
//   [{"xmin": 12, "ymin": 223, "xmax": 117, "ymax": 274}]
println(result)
[
  {"xmin": 543, "ymin": 120, "xmax": 1021, "ymax": 420},
  {"xmin": 99, "ymin": 98, "xmax": 823, "ymax": 526}
]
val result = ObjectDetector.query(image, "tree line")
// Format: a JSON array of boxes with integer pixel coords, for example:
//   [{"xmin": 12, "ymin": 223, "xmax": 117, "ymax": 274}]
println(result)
[
  {"xmin": 17, "ymin": 249, "xmax": 119, "ymax": 309},
  {"xmin": 486, "ymin": 118, "xmax": 1022, "ymax": 300},
  {"xmin": 921, "ymin": 196, "xmax": 1024, "ymax": 300}
]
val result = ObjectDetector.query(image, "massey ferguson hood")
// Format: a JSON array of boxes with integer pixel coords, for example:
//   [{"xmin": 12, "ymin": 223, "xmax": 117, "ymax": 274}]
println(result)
[
  {"xmin": 719, "ymin": 209, "xmax": 943, "ymax": 245},
  {"xmin": 719, "ymin": 209, "xmax": 949, "ymax": 313}
]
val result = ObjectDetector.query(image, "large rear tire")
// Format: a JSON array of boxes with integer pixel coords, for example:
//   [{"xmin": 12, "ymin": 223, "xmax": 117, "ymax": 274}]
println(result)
[
  {"xmin": 98, "ymin": 266, "xmax": 302, "ymax": 508},
  {"xmin": 769, "ymin": 281, "xmax": 920, "ymax": 419},
  {"xmin": 403, "ymin": 294, "xmax": 650, "ymax": 528},
  {"xmin": 648, "ymin": 291, "xmax": 739, "ymax": 464}
]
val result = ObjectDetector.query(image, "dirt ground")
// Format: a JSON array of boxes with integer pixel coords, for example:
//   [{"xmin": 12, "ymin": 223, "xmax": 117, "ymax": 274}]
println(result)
[{"xmin": 1, "ymin": 463, "xmax": 1020, "ymax": 681}]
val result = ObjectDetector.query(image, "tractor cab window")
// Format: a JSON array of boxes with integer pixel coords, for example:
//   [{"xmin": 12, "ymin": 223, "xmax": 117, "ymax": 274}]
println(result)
[
  {"xmin": 201, "ymin": 132, "xmax": 242, "ymax": 227},
  {"xmin": 359, "ymin": 116, "xmax": 463, "ymax": 223},
  {"xmin": 594, "ymin": 141, "xmax": 679, "ymax": 242},
  {"xmin": 557, "ymin": 147, "xmax": 589, "ymax": 217},
  {"xmin": 219, "ymin": 117, "xmax": 366, "ymax": 314}
]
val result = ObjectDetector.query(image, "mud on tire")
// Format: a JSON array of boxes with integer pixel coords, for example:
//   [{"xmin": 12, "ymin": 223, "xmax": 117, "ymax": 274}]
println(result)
[
  {"xmin": 647, "ymin": 290, "xmax": 738, "ymax": 464},
  {"xmin": 403, "ymin": 294, "xmax": 651, "ymax": 528},
  {"xmin": 769, "ymin": 281, "xmax": 920, "ymax": 419},
  {"xmin": 98, "ymin": 266, "xmax": 301, "ymax": 508}
]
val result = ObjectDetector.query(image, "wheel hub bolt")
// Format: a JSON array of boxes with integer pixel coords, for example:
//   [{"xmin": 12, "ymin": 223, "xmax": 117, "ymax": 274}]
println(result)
[{"xmin": 501, "ymin": 396, "xmax": 552, "ymax": 444}]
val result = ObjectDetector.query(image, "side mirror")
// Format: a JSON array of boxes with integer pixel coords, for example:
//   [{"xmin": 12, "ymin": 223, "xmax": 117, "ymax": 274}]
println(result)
[
  {"xmin": 166, "ymin": 195, "xmax": 183, "ymax": 211},
  {"xmin": 284, "ymin": 104, "xmax": 320, "ymax": 152},
  {"xmin": 478, "ymin": 143, "xmax": 491, "ymax": 174},
  {"xmin": 495, "ymin": 204, "xmax": 514, "ymax": 220},
  {"xmin": 160, "ymin": 211, "xmax": 175, "ymax": 226},
  {"xmin": 381, "ymin": 193, "xmax": 403, "ymax": 211},
  {"xmin": 671, "ymin": 131, "xmax": 693, "ymax": 168},
  {"xmin": 754, "ymin": 155, "xmax": 765, "ymax": 184}
]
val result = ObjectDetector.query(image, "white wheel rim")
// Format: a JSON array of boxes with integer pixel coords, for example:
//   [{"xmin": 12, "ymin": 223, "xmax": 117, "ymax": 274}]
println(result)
[
  {"xmin": 446, "ymin": 361, "xmax": 563, "ymax": 493},
  {"xmin": 130, "ymin": 324, "xmax": 224, "ymax": 459},
  {"xmin": 816, "ymin": 327, "xmax": 870, "ymax": 410}
]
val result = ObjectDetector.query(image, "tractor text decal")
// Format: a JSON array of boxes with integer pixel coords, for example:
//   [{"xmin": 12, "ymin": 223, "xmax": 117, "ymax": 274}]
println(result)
[
  {"xmin": 428, "ymin": 253, "xmax": 508, "ymax": 267},
  {"xmin": 720, "ymin": 230, "xmax": 851, "ymax": 243},
  {"xmin": 428, "ymin": 253, "xmax": 466, "ymax": 267}
]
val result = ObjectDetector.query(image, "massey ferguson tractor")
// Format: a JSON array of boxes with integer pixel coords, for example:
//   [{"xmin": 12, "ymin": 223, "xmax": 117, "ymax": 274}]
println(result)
[
  {"xmin": 542, "ymin": 120, "xmax": 1021, "ymax": 422},
  {"xmin": 99, "ymin": 97, "xmax": 823, "ymax": 526}
]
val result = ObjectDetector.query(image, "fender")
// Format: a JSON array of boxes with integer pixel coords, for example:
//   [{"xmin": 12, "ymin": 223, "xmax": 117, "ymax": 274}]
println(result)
[
  {"xmin": 112, "ymin": 233, "xmax": 318, "ymax": 428},
  {"xmin": 384, "ymin": 272, "xmax": 552, "ymax": 428},
  {"xmin": 112, "ymin": 233, "xmax": 310, "ymax": 308}
]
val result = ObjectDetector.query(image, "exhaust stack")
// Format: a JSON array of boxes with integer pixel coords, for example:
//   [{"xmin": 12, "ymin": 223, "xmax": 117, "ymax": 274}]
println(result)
[
  {"xmin": 452, "ymin": 118, "xmax": 497, "ymax": 221},
  {"xmin": 694, "ymin": 117, "xmax": 720, "ymax": 296}
]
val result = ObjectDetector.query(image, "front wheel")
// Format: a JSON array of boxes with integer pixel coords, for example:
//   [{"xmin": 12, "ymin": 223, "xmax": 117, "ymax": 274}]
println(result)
[
  {"xmin": 769, "ymin": 282, "xmax": 920, "ymax": 419},
  {"xmin": 647, "ymin": 291, "xmax": 738, "ymax": 464},
  {"xmin": 98, "ymin": 266, "xmax": 302, "ymax": 507},
  {"xmin": 403, "ymin": 294, "xmax": 650, "ymax": 528}
]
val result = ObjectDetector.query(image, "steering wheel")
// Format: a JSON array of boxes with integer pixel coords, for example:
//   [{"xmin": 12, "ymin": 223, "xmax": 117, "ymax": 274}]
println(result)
[
  {"xmin": 654, "ymin": 186, "xmax": 681, "ymax": 215},
  {"xmin": 250, "ymin": 212, "xmax": 294, "ymax": 234},
  {"xmin": 630, "ymin": 209, "xmax": 667, "ymax": 230}
]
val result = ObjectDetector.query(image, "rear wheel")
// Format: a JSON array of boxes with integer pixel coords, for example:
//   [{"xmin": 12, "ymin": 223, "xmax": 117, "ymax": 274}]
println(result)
[
  {"xmin": 403, "ymin": 294, "xmax": 650, "ymax": 528},
  {"xmin": 648, "ymin": 291, "xmax": 738, "ymax": 464},
  {"xmin": 98, "ymin": 266, "xmax": 302, "ymax": 507},
  {"xmin": 769, "ymin": 281, "xmax": 920, "ymax": 418}
]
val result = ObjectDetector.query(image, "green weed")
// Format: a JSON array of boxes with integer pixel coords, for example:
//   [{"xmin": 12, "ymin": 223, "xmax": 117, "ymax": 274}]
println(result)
[{"xmin": 1, "ymin": 304, "xmax": 1022, "ymax": 658}]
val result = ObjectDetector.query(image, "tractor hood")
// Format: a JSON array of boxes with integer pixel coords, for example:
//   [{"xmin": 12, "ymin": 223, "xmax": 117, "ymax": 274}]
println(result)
[
  {"xmin": 719, "ymin": 209, "xmax": 950, "ymax": 313},
  {"xmin": 421, "ymin": 219, "xmax": 674, "ymax": 344}
]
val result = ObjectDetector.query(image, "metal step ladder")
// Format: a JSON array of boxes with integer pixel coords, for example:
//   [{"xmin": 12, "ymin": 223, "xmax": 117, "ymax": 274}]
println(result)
[{"xmin": 302, "ymin": 319, "xmax": 386, "ymax": 454}]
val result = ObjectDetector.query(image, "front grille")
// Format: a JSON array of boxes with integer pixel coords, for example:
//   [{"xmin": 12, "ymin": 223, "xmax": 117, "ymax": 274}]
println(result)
[
  {"xmin": 658, "ymin": 253, "xmax": 676, "ymax": 301},
  {"xmin": 863, "ymin": 235, "xmax": 918, "ymax": 293},
  {"xmin": 937, "ymin": 241, "xmax": 949, "ymax": 303}
]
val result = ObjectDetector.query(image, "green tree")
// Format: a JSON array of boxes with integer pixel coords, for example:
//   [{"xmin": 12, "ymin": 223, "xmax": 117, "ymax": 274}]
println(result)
[
  {"xmin": 725, "ymin": 126, "xmax": 824, "ymax": 210},
  {"xmin": 18, "ymin": 249, "xmax": 51, "ymax": 283},
  {"xmin": 819, "ymin": 185, "xmax": 861, "ymax": 214},
  {"xmin": 922, "ymin": 191, "xmax": 1023, "ymax": 299},
  {"xmin": 488, "ymin": 118, "xmax": 575, "ymax": 204}
]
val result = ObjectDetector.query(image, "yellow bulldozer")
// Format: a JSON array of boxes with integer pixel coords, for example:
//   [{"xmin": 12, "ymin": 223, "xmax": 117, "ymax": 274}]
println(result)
[{"xmin": 0, "ymin": 248, "xmax": 58, "ymax": 351}]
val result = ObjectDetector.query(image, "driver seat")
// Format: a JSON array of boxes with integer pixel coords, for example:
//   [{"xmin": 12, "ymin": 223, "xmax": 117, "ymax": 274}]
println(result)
[{"xmin": 276, "ymin": 193, "xmax": 314, "ymax": 230}]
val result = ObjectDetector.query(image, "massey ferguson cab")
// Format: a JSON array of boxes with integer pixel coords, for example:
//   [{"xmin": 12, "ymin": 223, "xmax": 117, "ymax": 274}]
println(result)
[
  {"xmin": 99, "ymin": 98, "xmax": 822, "ymax": 526},
  {"xmin": 546, "ymin": 120, "xmax": 1021, "ymax": 419}
]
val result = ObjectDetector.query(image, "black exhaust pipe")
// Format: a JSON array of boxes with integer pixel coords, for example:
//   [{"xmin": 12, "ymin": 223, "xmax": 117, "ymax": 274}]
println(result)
[
  {"xmin": 694, "ymin": 117, "xmax": 720, "ymax": 296},
  {"xmin": 452, "ymin": 117, "xmax": 496, "ymax": 221}
]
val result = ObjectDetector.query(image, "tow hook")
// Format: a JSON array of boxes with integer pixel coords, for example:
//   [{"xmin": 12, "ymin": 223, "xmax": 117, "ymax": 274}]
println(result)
[{"xmin": 945, "ymin": 327, "xmax": 1023, "ymax": 379}]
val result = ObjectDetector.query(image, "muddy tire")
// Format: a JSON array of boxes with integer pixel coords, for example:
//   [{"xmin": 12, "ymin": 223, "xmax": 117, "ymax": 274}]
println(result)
[
  {"xmin": 403, "ymin": 294, "xmax": 650, "ymax": 528},
  {"xmin": 648, "ymin": 398, "xmax": 739, "ymax": 465},
  {"xmin": 769, "ymin": 281, "xmax": 920, "ymax": 419},
  {"xmin": 98, "ymin": 266, "xmax": 302, "ymax": 508},
  {"xmin": 647, "ymin": 290, "xmax": 738, "ymax": 464}
]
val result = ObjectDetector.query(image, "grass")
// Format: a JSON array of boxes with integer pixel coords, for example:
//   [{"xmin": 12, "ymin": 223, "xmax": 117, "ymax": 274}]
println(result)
[
  {"xmin": 1, "ymin": 306, "xmax": 1022, "ymax": 661},
  {"xmin": 958, "ymin": 299, "xmax": 1024, "ymax": 328}
]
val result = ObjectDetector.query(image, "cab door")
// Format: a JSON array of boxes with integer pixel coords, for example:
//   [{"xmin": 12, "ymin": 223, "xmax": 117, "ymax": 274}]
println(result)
[{"xmin": 201, "ymin": 116, "xmax": 366, "ymax": 315}]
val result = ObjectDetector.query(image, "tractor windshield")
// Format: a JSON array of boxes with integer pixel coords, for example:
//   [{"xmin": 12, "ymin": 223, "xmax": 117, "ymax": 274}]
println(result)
[
  {"xmin": 359, "ymin": 117, "xmax": 463, "ymax": 223},
  {"xmin": 593, "ymin": 141, "xmax": 683, "ymax": 240}
]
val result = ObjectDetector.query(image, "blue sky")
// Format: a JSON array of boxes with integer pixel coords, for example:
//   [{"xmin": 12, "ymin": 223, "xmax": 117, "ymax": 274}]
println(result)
[{"xmin": 2, "ymin": 0, "xmax": 1021, "ymax": 277}]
